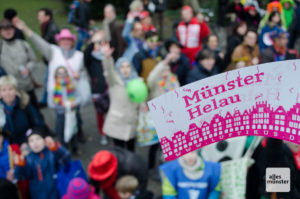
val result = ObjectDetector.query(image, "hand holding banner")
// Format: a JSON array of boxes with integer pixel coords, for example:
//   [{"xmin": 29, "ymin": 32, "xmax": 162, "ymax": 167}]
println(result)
[{"xmin": 148, "ymin": 59, "xmax": 300, "ymax": 161}]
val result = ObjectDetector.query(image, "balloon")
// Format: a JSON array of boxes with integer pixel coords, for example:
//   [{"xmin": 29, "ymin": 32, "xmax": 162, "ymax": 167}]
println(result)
[{"xmin": 126, "ymin": 79, "xmax": 148, "ymax": 103}]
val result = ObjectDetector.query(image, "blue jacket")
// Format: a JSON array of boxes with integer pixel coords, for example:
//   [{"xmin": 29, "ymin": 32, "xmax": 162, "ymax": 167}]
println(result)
[
  {"xmin": 14, "ymin": 146, "xmax": 71, "ymax": 199},
  {"xmin": 0, "ymin": 139, "xmax": 10, "ymax": 179},
  {"xmin": 1, "ymin": 95, "xmax": 45, "ymax": 145},
  {"xmin": 160, "ymin": 159, "xmax": 221, "ymax": 199},
  {"xmin": 122, "ymin": 19, "xmax": 143, "ymax": 63},
  {"xmin": 259, "ymin": 25, "xmax": 282, "ymax": 52}
]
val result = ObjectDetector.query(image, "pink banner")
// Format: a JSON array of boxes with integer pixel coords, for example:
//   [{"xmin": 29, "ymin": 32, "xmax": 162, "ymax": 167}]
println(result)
[{"xmin": 148, "ymin": 59, "xmax": 300, "ymax": 161}]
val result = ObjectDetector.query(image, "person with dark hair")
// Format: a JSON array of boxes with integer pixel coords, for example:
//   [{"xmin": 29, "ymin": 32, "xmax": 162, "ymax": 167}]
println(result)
[
  {"xmin": 243, "ymin": 4, "xmax": 261, "ymax": 30},
  {"xmin": 3, "ymin": 8, "xmax": 24, "ymax": 40},
  {"xmin": 228, "ymin": 29, "xmax": 259, "ymax": 71},
  {"xmin": 0, "ymin": 179, "xmax": 20, "ymax": 199},
  {"xmin": 186, "ymin": 49, "xmax": 218, "ymax": 84},
  {"xmin": 176, "ymin": 5, "xmax": 210, "ymax": 66},
  {"xmin": 261, "ymin": 29, "xmax": 298, "ymax": 63},
  {"xmin": 0, "ymin": 19, "xmax": 40, "ymax": 108},
  {"xmin": 103, "ymin": 4, "xmax": 127, "ymax": 60},
  {"xmin": 71, "ymin": 0, "xmax": 93, "ymax": 50},
  {"xmin": 203, "ymin": 34, "xmax": 225, "ymax": 72},
  {"xmin": 164, "ymin": 39, "xmax": 190, "ymax": 86},
  {"xmin": 38, "ymin": 8, "xmax": 59, "ymax": 45},
  {"xmin": 224, "ymin": 21, "xmax": 247, "ymax": 68},
  {"xmin": 37, "ymin": 8, "xmax": 60, "ymax": 108},
  {"xmin": 14, "ymin": 128, "xmax": 71, "ymax": 199},
  {"xmin": 132, "ymin": 31, "xmax": 163, "ymax": 81},
  {"xmin": 226, "ymin": 0, "xmax": 245, "ymax": 23},
  {"xmin": 259, "ymin": 11, "xmax": 284, "ymax": 52}
]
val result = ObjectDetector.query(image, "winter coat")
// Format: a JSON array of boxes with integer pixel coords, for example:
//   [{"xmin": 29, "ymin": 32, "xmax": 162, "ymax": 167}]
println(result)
[
  {"xmin": 41, "ymin": 20, "xmax": 59, "ymax": 44},
  {"xmin": 160, "ymin": 159, "xmax": 221, "ymax": 199},
  {"xmin": 102, "ymin": 57, "xmax": 139, "ymax": 141},
  {"xmin": 84, "ymin": 43, "xmax": 107, "ymax": 94},
  {"xmin": 227, "ymin": 43, "xmax": 260, "ymax": 71},
  {"xmin": 259, "ymin": 25, "xmax": 283, "ymax": 52},
  {"xmin": 14, "ymin": 146, "xmax": 71, "ymax": 199},
  {"xmin": 147, "ymin": 61, "xmax": 180, "ymax": 100},
  {"xmin": 281, "ymin": 0, "xmax": 295, "ymax": 29},
  {"xmin": 72, "ymin": 2, "xmax": 91, "ymax": 30},
  {"xmin": 169, "ymin": 53, "xmax": 190, "ymax": 86},
  {"xmin": 0, "ymin": 39, "xmax": 37, "ymax": 91},
  {"xmin": 132, "ymin": 45, "xmax": 163, "ymax": 81},
  {"xmin": 109, "ymin": 19, "xmax": 127, "ymax": 60},
  {"xmin": 0, "ymin": 140, "xmax": 12, "ymax": 178},
  {"xmin": 246, "ymin": 138, "xmax": 300, "ymax": 199},
  {"xmin": 122, "ymin": 19, "xmax": 143, "ymax": 62},
  {"xmin": 176, "ymin": 17, "xmax": 210, "ymax": 64},
  {"xmin": 202, "ymin": 46, "xmax": 225, "ymax": 73},
  {"xmin": 29, "ymin": 33, "xmax": 84, "ymax": 108},
  {"xmin": 186, "ymin": 63, "xmax": 219, "ymax": 84},
  {"xmin": 1, "ymin": 91, "xmax": 45, "ymax": 145},
  {"xmin": 261, "ymin": 46, "xmax": 298, "ymax": 63},
  {"xmin": 224, "ymin": 33, "xmax": 244, "ymax": 68},
  {"xmin": 244, "ymin": 12, "xmax": 261, "ymax": 30}
]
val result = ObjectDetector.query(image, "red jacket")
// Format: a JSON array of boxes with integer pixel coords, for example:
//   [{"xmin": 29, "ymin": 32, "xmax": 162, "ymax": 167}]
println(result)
[{"xmin": 176, "ymin": 17, "xmax": 210, "ymax": 65}]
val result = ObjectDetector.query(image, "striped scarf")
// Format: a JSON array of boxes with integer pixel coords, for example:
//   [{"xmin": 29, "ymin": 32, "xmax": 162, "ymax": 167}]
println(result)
[{"xmin": 53, "ymin": 77, "xmax": 75, "ymax": 106}]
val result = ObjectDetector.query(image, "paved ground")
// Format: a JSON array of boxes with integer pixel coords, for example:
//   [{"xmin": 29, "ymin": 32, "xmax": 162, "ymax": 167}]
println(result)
[{"xmin": 33, "ymin": 62, "xmax": 163, "ymax": 198}]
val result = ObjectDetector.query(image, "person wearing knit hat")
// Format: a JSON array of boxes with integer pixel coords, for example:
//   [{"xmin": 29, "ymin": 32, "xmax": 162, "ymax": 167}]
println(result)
[
  {"xmin": 3, "ymin": 8, "xmax": 25, "ymax": 40},
  {"xmin": 88, "ymin": 147, "xmax": 149, "ymax": 199},
  {"xmin": 14, "ymin": 127, "xmax": 71, "ymax": 199},
  {"xmin": 62, "ymin": 178, "xmax": 101, "ymax": 199},
  {"xmin": 175, "ymin": 5, "xmax": 210, "ymax": 66}
]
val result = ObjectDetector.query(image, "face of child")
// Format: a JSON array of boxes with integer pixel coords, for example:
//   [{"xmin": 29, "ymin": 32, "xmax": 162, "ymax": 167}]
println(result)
[
  {"xmin": 118, "ymin": 192, "xmax": 132, "ymax": 199},
  {"xmin": 120, "ymin": 62, "xmax": 132, "ymax": 78},
  {"xmin": 207, "ymin": 36, "xmax": 218, "ymax": 51},
  {"xmin": 200, "ymin": 57, "xmax": 215, "ymax": 71},
  {"xmin": 142, "ymin": 16, "xmax": 151, "ymax": 25},
  {"xmin": 271, "ymin": 13, "xmax": 281, "ymax": 24},
  {"xmin": 237, "ymin": 24, "xmax": 247, "ymax": 36},
  {"xmin": 146, "ymin": 35, "xmax": 159, "ymax": 50},
  {"xmin": 133, "ymin": 23, "xmax": 143, "ymax": 38},
  {"xmin": 283, "ymin": 2, "xmax": 291, "ymax": 9},
  {"xmin": 161, "ymin": 67, "xmax": 170, "ymax": 80},
  {"xmin": 28, "ymin": 134, "xmax": 46, "ymax": 153},
  {"xmin": 169, "ymin": 45, "xmax": 181, "ymax": 63},
  {"xmin": 56, "ymin": 68, "xmax": 67, "ymax": 80},
  {"xmin": 0, "ymin": 84, "xmax": 17, "ymax": 106},
  {"xmin": 182, "ymin": 151, "xmax": 198, "ymax": 166}
]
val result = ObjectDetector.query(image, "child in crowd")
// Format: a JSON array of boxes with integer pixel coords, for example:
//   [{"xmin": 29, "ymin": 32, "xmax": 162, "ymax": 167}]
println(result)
[
  {"xmin": 140, "ymin": 11, "xmax": 156, "ymax": 32},
  {"xmin": 101, "ymin": 42, "xmax": 139, "ymax": 152},
  {"xmin": 84, "ymin": 31, "xmax": 109, "ymax": 145},
  {"xmin": 160, "ymin": 150, "xmax": 221, "ymax": 199},
  {"xmin": 116, "ymin": 175, "xmax": 139, "ymax": 199},
  {"xmin": 62, "ymin": 177, "xmax": 101, "ymax": 199},
  {"xmin": 52, "ymin": 66, "xmax": 80, "ymax": 153},
  {"xmin": 14, "ymin": 128, "xmax": 71, "ymax": 199}
]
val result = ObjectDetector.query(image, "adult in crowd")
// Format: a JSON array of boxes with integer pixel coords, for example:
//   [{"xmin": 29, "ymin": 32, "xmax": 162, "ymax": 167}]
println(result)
[
  {"xmin": 148, "ymin": 0, "xmax": 167, "ymax": 39},
  {"xmin": 71, "ymin": 0, "xmax": 93, "ymax": 50},
  {"xmin": 186, "ymin": 49, "xmax": 218, "ymax": 84},
  {"xmin": 13, "ymin": 18, "xmax": 88, "ymax": 144},
  {"xmin": 0, "ymin": 75, "xmax": 45, "ymax": 145},
  {"xmin": 0, "ymin": 19, "xmax": 39, "ymax": 108},
  {"xmin": 226, "ymin": 0, "xmax": 244, "ymax": 23},
  {"xmin": 243, "ymin": 4, "xmax": 261, "ymax": 30},
  {"xmin": 103, "ymin": 4, "xmax": 127, "ymax": 60},
  {"xmin": 176, "ymin": 5, "xmax": 210, "ymax": 66},
  {"xmin": 203, "ymin": 34, "xmax": 225, "ymax": 72},
  {"xmin": 281, "ymin": 0, "xmax": 295, "ymax": 30},
  {"xmin": 164, "ymin": 39, "xmax": 190, "ymax": 86},
  {"xmin": 122, "ymin": 12, "xmax": 144, "ymax": 62},
  {"xmin": 289, "ymin": 0, "xmax": 300, "ymax": 54},
  {"xmin": 132, "ymin": 31, "xmax": 163, "ymax": 81},
  {"xmin": 101, "ymin": 44, "xmax": 139, "ymax": 152},
  {"xmin": 3, "ymin": 8, "xmax": 24, "ymax": 40},
  {"xmin": 84, "ymin": 31, "xmax": 109, "ymax": 145},
  {"xmin": 37, "ymin": 8, "xmax": 60, "ymax": 108},
  {"xmin": 88, "ymin": 147, "xmax": 148, "ymax": 199},
  {"xmin": 259, "ymin": 11, "xmax": 284, "ymax": 52},
  {"xmin": 224, "ymin": 21, "xmax": 247, "ymax": 68},
  {"xmin": 261, "ymin": 29, "xmax": 298, "ymax": 63},
  {"xmin": 228, "ymin": 29, "xmax": 259, "ymax": 71}
]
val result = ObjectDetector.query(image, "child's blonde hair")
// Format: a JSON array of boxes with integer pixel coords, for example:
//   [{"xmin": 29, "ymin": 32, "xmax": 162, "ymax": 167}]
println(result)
[
  {"xmin": 115, "ymin": 175, "xmax": 139, "ymax": 194},
  {"xmin": 129, "ymin": 0, "xmax": 143, "ymax": 12},
  {"xmin": 0, "ymin": 75, "xmax": 18, "ymax": 89}
]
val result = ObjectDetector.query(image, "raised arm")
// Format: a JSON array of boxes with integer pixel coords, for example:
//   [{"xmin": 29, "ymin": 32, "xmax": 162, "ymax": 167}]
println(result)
[
  {"xmin": 101, "ymin": 43, "xmax": 120, "ymax": 86},
  {"xmin": 13, "ymin": 18, "xmax": 53, "ymax": 61}
]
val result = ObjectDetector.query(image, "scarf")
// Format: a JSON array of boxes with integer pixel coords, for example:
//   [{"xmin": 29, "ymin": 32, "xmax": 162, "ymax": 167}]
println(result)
[
  {"xmin": 1, "ymin": 98, "xmax": 18, "ymax": 133},
  {"xmin": 53, "ymin": 77, "xmax": 76, "ymax": 106},
  {"xmin": 91, "ymin": 50, "xmax": 104, "ymax": 61},
  {"xmin": 60, "ymin": 48, "xmax": 76, "ymax": 59},
  {"xmin": 103, "ymin": 16, "xmax": 115, "ymax": 41},
  {"xmin": 272, "ymin": 43, "xmax": 287, "ymax": 61},
  {"xmin": 178, "ymin": 155, "xmax": 205, "ymax": 180},
  {"xmin": 40, "ymin": 21, "xmax": 49, "ymax": 35},
  {"xmin": 159, "ymin": 75, "xmax": 178, "ymax": 93}
]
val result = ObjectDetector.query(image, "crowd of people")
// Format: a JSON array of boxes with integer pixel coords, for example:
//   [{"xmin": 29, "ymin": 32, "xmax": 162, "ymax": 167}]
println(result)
[{"xmin": 0, "ymin": 0, "xmax": 300, "ymax": 198}]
